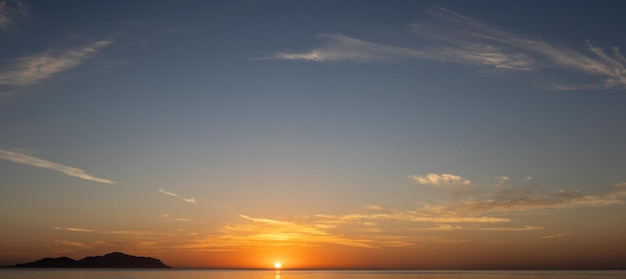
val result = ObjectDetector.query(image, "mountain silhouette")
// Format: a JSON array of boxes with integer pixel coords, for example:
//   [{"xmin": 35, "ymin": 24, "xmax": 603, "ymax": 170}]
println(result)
[{"xmin": 13, "ymin": 252, "xmax": 170, "ymax": 268}]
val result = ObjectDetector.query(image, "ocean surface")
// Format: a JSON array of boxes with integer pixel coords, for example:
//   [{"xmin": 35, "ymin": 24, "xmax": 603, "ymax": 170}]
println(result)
[{"xmin": 1, "ymin": 269, "xmax": 625, "ymax": 279}]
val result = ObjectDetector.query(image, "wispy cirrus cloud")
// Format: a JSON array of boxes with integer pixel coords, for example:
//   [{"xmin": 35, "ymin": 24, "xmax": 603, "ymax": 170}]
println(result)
[
  {"xmin": 153, "ymin": 210, "xmax": 510, "ymax": 251},
  {"xmin": 0, "ymin": 148, "xmax": 116, "ymax": 184},
  {"xmin": 54, "ymin": 239, "xmax": 90, "ymax": 249},
  {"xmin": 0, "ymin": 40, "xmax": 112, "ymax": 87},
  {"xmin": 268, "ymin": 32, "xmax": 532, "ymax": 70},
  {"xmin": 412, "ymin": 224, "xmax": 542, "ymax": 232},
  {"xmin": 313, "ymin": 211, "xmax": 510, "ymax": 224},
  {"xmin": 541, "ymin": 232, "xmax": 570, "ymax": 240},
  {"xmin": 269, "ymin": 6, "xmax": 626, "ymax": 89},
  {"xmin": 153, "ymin": 215, "xmax": 385, "ymax": 250},
  {"xmin": 56, "ymin": 227, "xmax": 95, "ymax": 233},
  {"xmin": 161, "ymin": 214, "xmax": 192, "ymax": 222},
  {"xmin": 0, "ymin": 0, "xmax": 27, "ymax": 32},
  {"xmin": 421, "ymin": 178, "xmax": 625, "ymax": 216},
  {"xmin": 45, "ymin": 179, "xmax": 626, "ymax": 254},
  {"xmin": 202, "ymin": 208, "xmax": 519, "ymax": 249},
  {"xmin": 0, "ymin": 39, "xmax": 113, "ymax": 100},
  {"xmin": 231, "ymin": 215, "xmax": 379, "ymax": 248},
  {"xmin": 269, "ymin": 33, "xmax": 427, "ymax": 62},
  {"xmin": 158, "ymin": 188, "xmax": 198, "ymax": 204},
  {"xmin": 416, "ymin": 6, "xmax": 626, "ymax": 89},
  {"xmin": 54, "ymin": 226, "xmax": 170, "ymax": 236}
]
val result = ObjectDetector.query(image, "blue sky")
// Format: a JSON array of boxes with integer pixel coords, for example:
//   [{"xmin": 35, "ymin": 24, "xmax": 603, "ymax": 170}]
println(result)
[{"xmin": 1, "ymin": 0, "xmax": 626, "ymax": 268}]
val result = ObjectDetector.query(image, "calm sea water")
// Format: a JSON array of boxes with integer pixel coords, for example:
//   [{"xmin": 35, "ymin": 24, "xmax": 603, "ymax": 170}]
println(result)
[{"xmin": 0, "ymin": 269, "xmax": 625, "ymax": 279}]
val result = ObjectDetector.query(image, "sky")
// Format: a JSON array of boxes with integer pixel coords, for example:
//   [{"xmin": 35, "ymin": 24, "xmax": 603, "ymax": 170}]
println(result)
[{"xmin": 1, "ymin": 0, "xmax": 626, "ymax": 269}]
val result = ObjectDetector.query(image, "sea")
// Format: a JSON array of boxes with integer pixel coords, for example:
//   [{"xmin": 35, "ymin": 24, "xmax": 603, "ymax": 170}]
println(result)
[{"xmin": 0, "ymin": 269, "xmax": 625, "ymax": 279}]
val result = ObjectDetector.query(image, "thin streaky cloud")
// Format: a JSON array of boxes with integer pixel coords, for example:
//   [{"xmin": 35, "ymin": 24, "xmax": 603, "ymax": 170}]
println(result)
[
  {"xmin": 314, "ymin": 212, "xmax": 510, "ymax": 224},
  {"xmin": 0, "ymin": 39, "xmax": 113, "ymax": 95},
  {"xmin": 270, "ymin": 34, "xmax": 534, "ymax": 71},
  {"xmin": 54, "ymin": 239, "xmax": 90, "ymax": 249},
  {"xmin": 158, "ymin": 188, "xmax": 178, "ymax": 197},
  {"xmin": 54, "ymin": 226, "xmax": 170, "ymax": 236},
  {"xmin": 420, "ymin": 6, "xmax": 626, "ymax": 89},
  {"xmin": 311, "ymin": 204, "xmax": 511, "ymax": 226},
  {"xmin": 472, "ymin": 225, "xmax": 543, "ymax": 231},
  {"xmin": 362, "ymin": 204, "xmax": 386, "ymax": 211},
  {"xmin": 541, "ymin": 232, "xmax": 570, "ymax": 240},
  {"xmin": 161, "ymin": 214, "xmax": 192, "ymax": 222},
  {"xmin": 182, "ymin": 197, "xmax": 197, "ymax": 204},
  {"xmin": 419, "ymin": 179, "xmax": 626, "ymax": 215},
  {"xmin": 269, "ymin": 33, "xmax": 427, "ymax": 62},
  {"xmin": 413, "ymin": 224, "xmax": 542, "ymax": 231},
  {"xmin": 432, "ymin": 45, "xmax": 535, "ymax": 71},
  {"xmin": 270, "ymin": 6, "xmax": 626, "ymax": 89},
  {"xmin": 213, "ymin": 213, "xmax": 513, "ymax": 249},
  {"xmin": 0, "ymin": 0, "xmax": 27, "ymax": 32},
  {"xmin": 54, "ymin": 227, "xmax": 94, "ymax": 232},
  {"xmin": 158, "ymin": 188, "xmax": 198, "ymax": 204},
  {"xmin": 0, "ymin": 149, "xmax": 116, "ymax": 184},
  {"xmin": 232, "ymin": 215, "xmax": 379, "ymax": 248}
]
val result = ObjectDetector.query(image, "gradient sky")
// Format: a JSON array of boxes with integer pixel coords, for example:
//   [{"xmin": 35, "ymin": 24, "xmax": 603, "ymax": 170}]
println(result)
[{"xmin": 1, "ymin": 0, "xmax": 626, "ymax": 269}]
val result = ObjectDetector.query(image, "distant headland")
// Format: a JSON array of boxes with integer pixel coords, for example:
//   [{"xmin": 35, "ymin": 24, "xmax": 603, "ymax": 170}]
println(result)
[{"xmin": 11, "ymin": 252, "xmax": 170, "ymax": 268}]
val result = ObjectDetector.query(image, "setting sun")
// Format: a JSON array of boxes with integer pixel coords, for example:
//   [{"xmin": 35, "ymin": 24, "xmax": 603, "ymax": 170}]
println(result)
[{"xmin": 274, "ymin": 262, "xmax": 282, "ymax": 269}]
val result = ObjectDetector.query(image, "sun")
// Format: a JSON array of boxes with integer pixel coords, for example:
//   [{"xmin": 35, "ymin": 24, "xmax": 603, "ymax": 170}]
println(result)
[{"xmin": 274, "ymin": 262, "xmax": 282, "ymax": 269}]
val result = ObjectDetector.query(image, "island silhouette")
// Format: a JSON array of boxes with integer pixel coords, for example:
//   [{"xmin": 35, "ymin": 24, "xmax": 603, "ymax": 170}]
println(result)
[{"xmin": 12, "ymin": 252, "xmax": 170, "ymax": 268}]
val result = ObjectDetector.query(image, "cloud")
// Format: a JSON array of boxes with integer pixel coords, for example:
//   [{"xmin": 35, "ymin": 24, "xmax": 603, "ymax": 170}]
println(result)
[
  {"xmin": 269, "ymin": 31, "xmax": 533, "ymax": 70},
  {"xmin": 413, "ymin": 224, "xmax": 542, "ymax": 231},
  {"xmin": 361, "ymin": 204, "xmax": 387, "ymax": 211},
  {"xmin": 494, "ymin": 176, "xmax": 510, "ymax": 184},
  {"xmin": 55, "ymin": 227, "xmax": 94, "ymax": 233},
  {"xmin": 403, "ymin": 175, "xmax": 626, "ymax": 235},
  {"xmin": 167, "ymin": 211, "xmax": 507, "ymax": 251},
  {"xmin": 158, "ymin": 188, "xmax": 198, "ymax": 204},
  {"xmin": 416, "ymin": 6, "xmax": 626, "ymax": 89},
  {"xmin": 225, "ymin": 215, "xmax": 379, "ymax": 248},
  {"xmin": 0, "ymin": 39, "xmax": 113, "ymax": 98},
  {"xmin": 54, "ymin": 226, "xmax": 168, "ymax": 236},
  {"xmin": 161, "ymin": 214, "xmax": 192, "ymax": 222},
  {"xmin": 472, "ymin": 225, "xmax": 542, "ymax": 231},
  {"xmin": 0, "ymin": 0, "xmax": 27, "ymax": 32},
  {"xmin": 199, "ymin": 208, "xmax": 512, "ymax": 249},
  {"xmin": 408, "ymin": 173, "xmax": 471, "ymax": 186},
  {"xmin": 422, "ymin": 178, "xmax": 626, "ymax": 215},
  {"xmin": 541, "ymin": 232, "xmax": 570, "ymax": 240},
  {"xmin": 408, "ymin": 173, "xmax": 474, "ymax": 197},
  {"xmin": 269, "ymin": 6, "xmax": 626, "ymax": 89},
  {"xmin": 0, "ymin": 148, "xmax": 116, "ymax": 184},
  {"xmin": 268, "ymin": 33, "xmax": 427, "ymax": 62},
  {"xmin": 54, "ymin": 239, "xmax": 90, "ymax": 249},
  {"xmin": 314, "ymin": 211, "xmax": 510, "ymax": 224},
  {"xmin": 609, "ymin": 182, "xmax": 626, "ymax": 199},
  {"xmin": 182, "ymin": 197, "xmax": 197, "ymax": 203}
]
